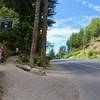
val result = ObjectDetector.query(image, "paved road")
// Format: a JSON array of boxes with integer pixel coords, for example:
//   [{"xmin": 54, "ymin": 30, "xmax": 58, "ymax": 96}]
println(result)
[
  {"xmin": 0, "ymin": 62, "xmax": 79, "ymax": 100},
  {"xmin": 51, "ymin": 60, "xmax": 100, "ymax": 100}
]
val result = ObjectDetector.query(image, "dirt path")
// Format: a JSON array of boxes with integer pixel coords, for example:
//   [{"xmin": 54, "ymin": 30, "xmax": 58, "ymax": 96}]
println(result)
[{"xmin": 0, "ymin": 61, "xmax": 79, "ymax": 100}]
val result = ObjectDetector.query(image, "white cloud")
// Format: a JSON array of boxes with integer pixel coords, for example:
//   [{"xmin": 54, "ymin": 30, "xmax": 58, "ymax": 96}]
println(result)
[
  {"xmin": 94, "ymin": 6, "xmax": 100, "ymax": 12},
  {"xmin": 82, "ymin": 1, "xmax": 87, "ymax": 5},
  {"xmin": 47, "ymin": 27, "xmax": 79, "ymax": 42},
  {"xmin": 47, "ymin": 16, "xmax": 98, "ymax": 43},
  {"xmin": 47, "ymin": 15, "xmax": 99, "ymax": 53},
  {"xmin": 47, "ymin": 18, "xmax": 78, "ymax": 43},
  {"xmin": 47, "ymin": 26, "xmax": 79, "ymax": 43},
  {"xmin": 48, "ymin": 27, "xmax": 79, "ymax": 37},
  {"xmin": 47, "ymin": 25, "xmax": 79, "ymax": 53},
  {"xmin": 75, "ymin": 0, "xmax": 100, "ymax": 12},
  {"xmin": 88, "ymin": 3, "xmax": 100, "ymax": 12}
]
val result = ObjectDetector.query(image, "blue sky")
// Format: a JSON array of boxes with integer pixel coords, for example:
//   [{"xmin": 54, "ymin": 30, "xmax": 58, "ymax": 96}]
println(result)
[{"xmin": 47, "ymin": 0, "xmax": 100, "ymax": 53}]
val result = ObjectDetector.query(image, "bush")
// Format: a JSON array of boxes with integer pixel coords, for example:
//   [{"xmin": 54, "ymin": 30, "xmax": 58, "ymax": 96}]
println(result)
[
  {"xmin": 19, "ymin": 54, "xmax": 29, "ymax": 63},
  {"xmin": 88, "ymin": 50, "xmax": 97, "ymax": 58},
  {"xmin": 0, "ymin": 84, "xmax": 5, "ymax": 98},
  {"xmin": 35, "ymin": 55, "xmax": 50, "ymax": 66},
  {"xmin": 18, "ymin": 54, "xmax": 50, "ymax": 67},
  {"xmin": 35, "ymin": 55, "xmax": 41, "ymax": 66},
  {"xmin": 0, "ymin": 84, "xmax": 4, "ymax": 94},
  {"xmin": 66, "ymin": 50, "xmax": 80, "ymax": 58},
  {"xmin": 45, "ymin": 57, "xmax": 50, "ymax": 65},
  {"xmin": 88, "ymin": 50, "xmax": 93, "ymax": 57}
]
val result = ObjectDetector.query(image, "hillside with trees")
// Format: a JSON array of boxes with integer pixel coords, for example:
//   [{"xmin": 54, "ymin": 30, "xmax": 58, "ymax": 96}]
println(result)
[{"xmin": 64, "ymin": 18, "xmax": 100, "ymax": 59}]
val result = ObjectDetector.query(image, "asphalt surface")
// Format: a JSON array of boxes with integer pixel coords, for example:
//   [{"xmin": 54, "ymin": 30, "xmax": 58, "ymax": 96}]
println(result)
[
  {"xmin": 51, "ymin": 60, "xmax": 100, "ymax": 100},
  {"xmin": 0, "ymin": 62, "xmax": 79, "ymax": 100}
]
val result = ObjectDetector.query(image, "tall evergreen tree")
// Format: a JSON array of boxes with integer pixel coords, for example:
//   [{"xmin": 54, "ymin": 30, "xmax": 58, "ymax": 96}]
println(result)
[
  {"xmin": 40, "ymin": 0, "xmax": 48, "ymax": 68},
  {"xmin": 29, "ymin": 0, "xmax": 41, "ymax": 68}
]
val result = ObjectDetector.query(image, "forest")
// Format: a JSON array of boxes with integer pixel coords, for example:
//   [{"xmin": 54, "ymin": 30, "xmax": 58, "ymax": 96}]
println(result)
[{"xmin": 0, "ymin": 0, "xmax": 57, "ymax": 67}]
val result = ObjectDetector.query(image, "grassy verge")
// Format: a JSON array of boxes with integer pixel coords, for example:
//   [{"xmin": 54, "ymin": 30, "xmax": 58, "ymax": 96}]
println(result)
[{"xmin": 63, "ymin": 49, "xmax": 100, "ymax": 60}]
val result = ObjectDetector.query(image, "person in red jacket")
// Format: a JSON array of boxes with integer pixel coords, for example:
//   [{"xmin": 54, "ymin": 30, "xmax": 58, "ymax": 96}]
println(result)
[
  {"xmin": 0, "ymin": 48, "xmax": 3, "ymax": 64},
  {"xmin": 1, "ymin": 46, "xmax": 7, "ymax": 63}
]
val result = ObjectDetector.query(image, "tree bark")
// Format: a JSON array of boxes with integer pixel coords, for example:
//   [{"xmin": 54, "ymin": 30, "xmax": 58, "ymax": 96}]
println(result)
[
  {"xmin": 29, "ymin": 0, "xmax": 41, "ymax": 68},
  {"xmin": 40, "ymin": 0, "xmax": 48, "ymax": 68}
]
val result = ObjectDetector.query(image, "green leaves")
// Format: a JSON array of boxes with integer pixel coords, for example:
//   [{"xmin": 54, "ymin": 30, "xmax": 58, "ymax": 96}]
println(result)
[{"xmin": 67, "ymin": 18, "xmax": 100, "ymax": 51}]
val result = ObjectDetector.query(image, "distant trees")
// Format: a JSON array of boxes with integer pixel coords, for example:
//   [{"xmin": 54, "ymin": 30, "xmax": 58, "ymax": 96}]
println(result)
[
  {"xmin": 47, "ymin": 48, "xmax": 55, "ymax": 60},
  {"xmin": 46, "ymin": 41, "xmax": 55, "ymax": 60},
  {"xmin": 55, "ymin": 46, "xmax": 66, "ymax": 59},
  {"xmin": 67, "ymin": 18, "xmax": 100, "ymax": 51},
  {"xmin": 59, "ymin": 46, "xmax": 66, "ymax": 57}
]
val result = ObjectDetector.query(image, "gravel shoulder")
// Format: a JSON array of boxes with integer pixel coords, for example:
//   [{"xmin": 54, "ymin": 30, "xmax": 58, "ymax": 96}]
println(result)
[{"xmin": 0, "ymin": 62, "xmax": 79, "ymax": 100}]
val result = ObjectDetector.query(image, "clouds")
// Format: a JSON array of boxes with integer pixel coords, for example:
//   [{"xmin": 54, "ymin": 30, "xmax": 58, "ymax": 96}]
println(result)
[
  {"xmin": 75, "ymin": 0, "xmax": 100, "ymax": 12},
  {"xmin": 47, "ymin": 15, "xmax": 98, "ymax": 53},
  {"xmin": 47, "ymin": 26, "xmax": 79, "ymax": 53},
  {"xmin": 47, "ymin": 15, "xmax": 96, "ymax": 43},
  {"xmin": 47, "ymin": 19, "xmax": 80, "ymax": 53},
  {"xmin": 47, "ymin": 27, "xmax": 79, "ymax": 43}
]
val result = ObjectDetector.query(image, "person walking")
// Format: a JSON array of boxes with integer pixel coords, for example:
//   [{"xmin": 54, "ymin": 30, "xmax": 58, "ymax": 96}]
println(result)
[
  {"xmin": 15, "ymin": 48, "xmax": 19, "ymax": 55},
  {"xmin": 0, "ymin": 48, "xmax": 3, "ymax": 64}
]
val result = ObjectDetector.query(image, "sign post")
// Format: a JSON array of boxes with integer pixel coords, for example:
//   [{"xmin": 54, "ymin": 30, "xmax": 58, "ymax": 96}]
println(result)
[{"xmin": 1, "ymin": 20, "xmax": 12, "ymax": 30}]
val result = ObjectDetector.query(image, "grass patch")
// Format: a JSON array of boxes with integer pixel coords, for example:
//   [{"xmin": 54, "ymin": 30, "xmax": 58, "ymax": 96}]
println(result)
[{"xmin": 64, "ymin": 48, "xmax": 100, "ymax": 60}]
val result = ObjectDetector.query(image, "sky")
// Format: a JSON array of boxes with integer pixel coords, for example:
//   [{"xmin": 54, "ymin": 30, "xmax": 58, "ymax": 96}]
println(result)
[{"xmin": 47, "ymin": 0, "xmax": 100, "ymax": 53}]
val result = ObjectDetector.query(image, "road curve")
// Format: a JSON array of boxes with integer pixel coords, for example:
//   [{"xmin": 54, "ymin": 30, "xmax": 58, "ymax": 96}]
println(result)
[{"xmin": 51, "ymin": 60, "xmax": 100, "ymax": 100}]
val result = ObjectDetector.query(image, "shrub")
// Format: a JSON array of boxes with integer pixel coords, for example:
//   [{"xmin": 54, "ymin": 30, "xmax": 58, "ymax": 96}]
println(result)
[
  {"xmin": 0, "ymin": 84, "xmax": 5, "ymax": 98},
  {"xmin": 18, "ymin": 54, "xmax": 50, "ymax": 67},
  {"xmin": 88, "ymin": 50, "xmax": 97, "ymax": 58},
  {"xmin": 19, "ymin": 54, "xmax": 29, "ymax": 63},
  {"xmin": 35, "ymin": 55, "xmax": 41, "ymax": 66},
  {"xmin": 35, "ymin": 55, "xmax": 50, "ymax": 66},
  {"xmin": 0, "ymin": 84, "xmax": 4, "ymax": 93}
]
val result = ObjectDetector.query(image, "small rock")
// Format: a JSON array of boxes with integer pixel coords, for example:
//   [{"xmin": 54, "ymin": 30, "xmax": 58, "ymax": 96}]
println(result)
[
  {"xmin": 16, "ymin": 64, "xmax": 23, "ymax": 68},
  {"xmin": 40, "ymin": 69, "xmax": 47, "ymax": 76},
  {"xmin": 31, "ymin": 68, "xmax": 46, "ymax": 76},
  {"xmin": 24, "ymin": 65, "xmax": 31, "ymax": 71},
  {"xmin": 16, "ymin": 64, "xmax": 31, "ymax": 71}
]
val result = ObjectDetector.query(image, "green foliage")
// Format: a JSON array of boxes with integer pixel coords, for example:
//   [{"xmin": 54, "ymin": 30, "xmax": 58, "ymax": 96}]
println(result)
[
  {"xmin": 45, "ymin": 57, "xmax": 50, "ymax": 65},
  {"xmin": 67, "ymin": 18, "xmax": 100, "ymax": 51},
  {"xmin": 67, "ymin": 29, "xmax": 84, "ymax": 51},
  {"xmin": 0, "ymin": 6, "xmax": 19, "ymax": 27},
  {"xmin": 0, "ymin": 0, "xmax": 57, "ymax": 67},
  {"xmin": 88, "ymin": 50, "xmax": 97, "ymax": 58},
  {"xmin": 0, "ymin": 84, "xmax": 5, "ymax": 95},
  {"xmin": 65, "ymin": 50, "xmax": 80, "ymax": 58},
  {"xmin": 64, "ymin": 50, "xmax": 88, "ymax": 59},
  {"xmin": 35, "ymin": 55, "xmax": 41, "ymax": 66},
  {"xmin": 19, "ymin": 54, "xmax": 29, "ymax": 64},
  {"xmin": 1, "ymin": 0, "xmax": 57, "ymax": 53},
  {"xmin": 57, "ymin": 46, "xmax": 66, "ymax": 58},
  {"xmin": 47, "ymin": 48, "xmax": 55, "ymax": 60},
  {"xmin": 35, "ymin": 55, "xmax": 50, "ymax": 66},
  {"xmin": 18, "ymin": 54, "xmax": 50, "ymax": 66}
]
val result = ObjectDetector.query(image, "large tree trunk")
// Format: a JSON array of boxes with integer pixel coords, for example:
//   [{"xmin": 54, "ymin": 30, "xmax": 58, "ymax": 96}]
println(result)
[
  {"xmin": 40, "ymin": 0, "xmax": 48, "ymax": 68},
  {"xmin": 29, "ymin": 0, "xmax": 41, "ymax": 68}
]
